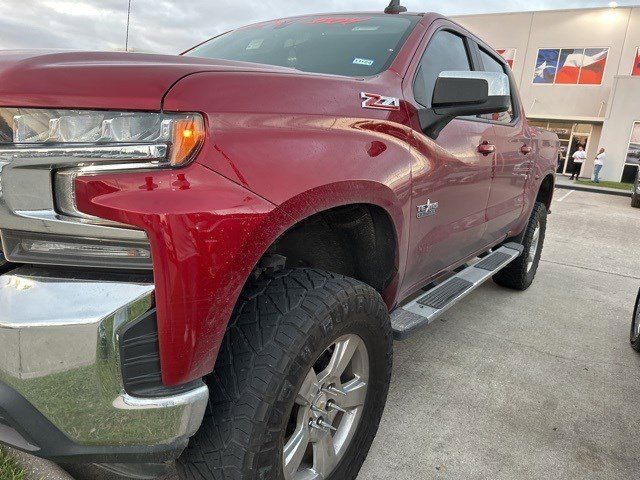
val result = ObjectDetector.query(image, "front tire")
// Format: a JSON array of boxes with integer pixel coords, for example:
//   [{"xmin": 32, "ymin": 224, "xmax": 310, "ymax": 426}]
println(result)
[
  {"xmin": 177, "ymin": 268, "xmax": 392, "ymax": 480},
  {"xmin": 493, "ymin": 202, "xmax": 547, "ymax": 291}
]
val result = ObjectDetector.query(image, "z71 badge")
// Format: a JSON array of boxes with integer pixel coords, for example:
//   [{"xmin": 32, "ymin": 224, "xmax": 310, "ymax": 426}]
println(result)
[{"xmin": 360, "ymin": 92, "xmax": 400, "ymax": 111}]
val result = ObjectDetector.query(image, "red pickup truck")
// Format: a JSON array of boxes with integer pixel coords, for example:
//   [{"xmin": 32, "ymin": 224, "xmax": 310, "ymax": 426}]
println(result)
[{"xmin": 0, "ymin": 6, "xmax": 558, "ymax": 480}]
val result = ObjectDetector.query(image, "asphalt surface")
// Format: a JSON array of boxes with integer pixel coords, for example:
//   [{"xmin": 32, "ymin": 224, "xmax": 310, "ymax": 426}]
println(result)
[
  {"xmin": 360, "ymin": 189, "xmax": 640, "ymax": 479},
  {"xmin": 9, "ymin": 189, "xmax": 640, "ymax": 480}
]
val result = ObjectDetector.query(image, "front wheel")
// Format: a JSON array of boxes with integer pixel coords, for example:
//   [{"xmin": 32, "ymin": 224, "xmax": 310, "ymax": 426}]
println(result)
[
  {"xmin": 493, "ymin": 202, "xmax": 547, "ymax": 291},
  {"xmin": 177, "ymin": 268, "xmax": 392, "ymax": 480}
]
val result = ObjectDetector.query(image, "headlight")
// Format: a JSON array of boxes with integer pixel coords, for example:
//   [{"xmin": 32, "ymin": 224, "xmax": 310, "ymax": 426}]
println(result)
[
  {"xmin": 0, "ymin": 109, "xmax": 204, "ymax": 270},
  {"xmin": 0, "ymin": 108, "xmax": 204, "ymax": 167}
]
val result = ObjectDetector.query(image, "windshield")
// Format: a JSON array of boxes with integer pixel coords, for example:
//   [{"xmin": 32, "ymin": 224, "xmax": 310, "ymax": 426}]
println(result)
[{"xmin": 185, "ymin": 15, "xmax": 419, "ymax": 77}]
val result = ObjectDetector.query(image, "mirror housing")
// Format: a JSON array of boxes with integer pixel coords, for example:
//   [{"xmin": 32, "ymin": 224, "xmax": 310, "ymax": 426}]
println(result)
[{"xmin": 419, "ymin": 71, "xmax": 511, "ymax": 139}]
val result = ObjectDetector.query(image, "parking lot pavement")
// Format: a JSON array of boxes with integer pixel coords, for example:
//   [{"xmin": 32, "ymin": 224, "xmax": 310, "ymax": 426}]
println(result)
[
  {"xmin": 359, "ymin": 190, "xmax": 640, "ymax": 480},
  {"xmin": 9, "ymin": 190, "xmax": 640, "ymax": 480}
]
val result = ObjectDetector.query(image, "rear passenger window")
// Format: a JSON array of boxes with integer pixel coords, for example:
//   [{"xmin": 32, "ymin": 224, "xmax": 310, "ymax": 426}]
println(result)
[
  {"xmin": 479, "ymin": 49, "xmax": 515, "ymax": 124},
  {"xmin": 414, "ymin": 31, "xmax": 471, "ymax": 108}
]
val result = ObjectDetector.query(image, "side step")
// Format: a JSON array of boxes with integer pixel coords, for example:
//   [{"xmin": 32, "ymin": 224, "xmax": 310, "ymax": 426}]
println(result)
[{"xmin": 391, "ymin": 242, "xmax": 524, "ymax": 340}]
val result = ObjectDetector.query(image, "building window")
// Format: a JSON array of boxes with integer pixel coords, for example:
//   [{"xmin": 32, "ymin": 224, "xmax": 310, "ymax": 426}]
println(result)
[
  {"xmin": 496, "ymin": 49, "xmax": 516, "ymax": 69},
  {"xmin": 533, "ymin": 48, "xmax": 609, "ymax": 85},
  {"xmin": 632, "ymin": 47, "xmax": 640, "ymax": 76},
  {"xmin": 622, "ymin": 122, "xmax": 640, "ymax": 183}
]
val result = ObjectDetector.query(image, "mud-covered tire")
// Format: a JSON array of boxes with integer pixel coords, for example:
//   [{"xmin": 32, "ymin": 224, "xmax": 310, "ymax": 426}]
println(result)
[
  {"xmin": 492, "ymin": 202, "xmax": 547, "ymax": 291},
  {"xmin": 176, "ymin": 268, "xmax": 392, "ymax": 480},
  {"xmin": 630, "ymin": 289, "xmax": 640, "ymax": 352}
]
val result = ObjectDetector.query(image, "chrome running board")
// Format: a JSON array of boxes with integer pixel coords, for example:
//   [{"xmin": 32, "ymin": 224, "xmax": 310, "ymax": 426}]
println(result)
[{"xmin": 391, "ymin": 242, "xmax": 524, "ymax": 340}]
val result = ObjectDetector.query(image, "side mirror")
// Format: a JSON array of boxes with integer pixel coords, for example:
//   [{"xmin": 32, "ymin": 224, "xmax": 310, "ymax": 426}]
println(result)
[{"xmin": 419, "ymin": 71, "xmax": 511, "ymax": 139}]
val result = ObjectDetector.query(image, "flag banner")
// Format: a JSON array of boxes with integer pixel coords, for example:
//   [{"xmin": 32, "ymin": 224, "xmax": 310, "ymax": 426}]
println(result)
[
  {"xmin": 578, "ymin": 48, "xmax": 608, "ymax": 84},
  {"xmin": 534, "ymin": 49, "xmax": 559, "ymax": 84},
  {"xmin": 632, "ymin": 47, "xmax": 640, "ymax": 76},
  {"xmin": 496, "ymin": 48, "xmax": 516, "ymax": 69},
  {"xmin": 555, "ymin": 49, "xmax": 584, "ymax": 84},
  {"xmin": 533, "ymin": 47, "xmax": 608, "ymax": 85}
]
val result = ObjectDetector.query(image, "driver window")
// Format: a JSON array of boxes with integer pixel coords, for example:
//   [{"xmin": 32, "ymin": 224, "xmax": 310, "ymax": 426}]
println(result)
[
  {"xmin": 478, "ymin": 48, "xmax": 515, "ymax": 123},
  {"xmin": 413, "ymin": 30, "xmax": 471, "ymax": 108}
]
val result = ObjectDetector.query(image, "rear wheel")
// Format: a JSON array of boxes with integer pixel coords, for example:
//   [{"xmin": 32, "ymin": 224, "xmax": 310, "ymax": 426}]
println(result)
[
  {"xmin": 631, "ymin": 193, "xmax": 640, "ymax": 209},
  {"xmin": 177, "ymin": 268, "xmax": 392, "ymax": 480},
  {"xmin": 492, "ymin": 202, "xmax": 547, "ymax": 291}
]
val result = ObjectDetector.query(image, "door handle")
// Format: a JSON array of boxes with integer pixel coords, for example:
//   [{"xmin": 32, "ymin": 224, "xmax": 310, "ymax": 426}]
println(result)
[
  {"xmin": 478, "ymin": 142, "xmax": 496, "ymax": 156},
  {"xmin": 520, "ymin": 145, "xmax": 532, "ymax": 155}
]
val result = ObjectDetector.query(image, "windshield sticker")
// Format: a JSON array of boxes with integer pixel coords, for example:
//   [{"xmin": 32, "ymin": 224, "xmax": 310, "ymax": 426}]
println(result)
[
  {"xmin": 246, "ymin": 39, "xmax": 264, "ymax": 50},
  {"xmin": 352, "ymin": 26, "xmax": 380, "ymax": 31},
  {"xmin": 306, "ymin": 17, "xmax": 372, "ymax": 25},
  {"xmin": 353, "ymin": 58, "xmax": 375, "ymax": 66},
  {"xmin": 243, "ymin": 17, "xmax": 372, "ymax": 29}
]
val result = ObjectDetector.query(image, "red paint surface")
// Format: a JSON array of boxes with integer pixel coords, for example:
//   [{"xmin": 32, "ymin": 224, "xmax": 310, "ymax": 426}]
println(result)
[
  {"xmin": 0, "ymin": 51, "xmax": 301, "ymax": 110},
  {"xmin": 633, "ymin": 48, "xmax": 640, "ymax": 76},
  {"xmin": 1, "ymin": 13, "xmax": 557, "ymax": 386},
  {"xmin": 75, "ymin": 164, "xmax": 279, "ymax": 383}
]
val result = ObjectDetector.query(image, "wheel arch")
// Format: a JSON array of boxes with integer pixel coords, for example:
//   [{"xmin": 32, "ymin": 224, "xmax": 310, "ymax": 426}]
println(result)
[
  {"xmin": 251, "ymin": 179, "xmax": 408, "ymax": 306},
  {"xmin": 261, "ymin": 202, "xmax": 399, "ymax": 294},
  {"xmin": 536, "ymin": 173, "xmax": 555, "ymax": 211}
]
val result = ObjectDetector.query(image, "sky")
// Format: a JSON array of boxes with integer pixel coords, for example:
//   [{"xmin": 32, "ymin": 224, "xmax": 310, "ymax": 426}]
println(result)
[{"xmin": 0, "ymin": 0, "xmax": 636, "ymax": 54}]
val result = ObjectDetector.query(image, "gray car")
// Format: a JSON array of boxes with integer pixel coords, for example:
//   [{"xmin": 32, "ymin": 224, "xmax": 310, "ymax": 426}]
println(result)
[
  {"xmin": 627, "ymin": 142, "xmax": 640, "ymax": 161},
  {"xmin": 632, "ymin": 288, "xmax": 640, "ymax": 351},
  {"xmin": 632, "ymin": 168, "xmax": 640, "ymax": 208}
]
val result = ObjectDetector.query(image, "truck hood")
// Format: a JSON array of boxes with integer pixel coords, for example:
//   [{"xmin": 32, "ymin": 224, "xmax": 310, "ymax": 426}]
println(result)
[{"xmin": 0, "ymin": 50, "xmax": 298, "ymax": 111}]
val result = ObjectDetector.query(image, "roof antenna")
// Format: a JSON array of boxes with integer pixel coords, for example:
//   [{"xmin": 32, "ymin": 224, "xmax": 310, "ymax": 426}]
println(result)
[{"xmin": 384, "ymin": 0, "xmax": 407, "ymax": 14}]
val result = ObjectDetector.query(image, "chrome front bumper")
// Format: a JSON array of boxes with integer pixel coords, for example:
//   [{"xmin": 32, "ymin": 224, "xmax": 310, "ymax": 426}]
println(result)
[{"xmin": 0, "ymin": 267, "xmax": 208, "ymax": 459}]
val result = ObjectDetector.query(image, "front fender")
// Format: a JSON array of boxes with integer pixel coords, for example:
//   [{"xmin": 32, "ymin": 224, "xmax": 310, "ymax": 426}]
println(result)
[{"xmin": 75, "ymin": 164, "xmax": 407, "ymax": 387}]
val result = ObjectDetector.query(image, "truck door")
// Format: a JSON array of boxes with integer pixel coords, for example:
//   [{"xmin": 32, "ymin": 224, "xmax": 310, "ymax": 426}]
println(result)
[
  {"xmin": 475, "ymin": 47, "xmax": 532, "ymax": 244},
  {"xmin": 401, "ymin": 28, "xmax": 495, "ymax": 292}
]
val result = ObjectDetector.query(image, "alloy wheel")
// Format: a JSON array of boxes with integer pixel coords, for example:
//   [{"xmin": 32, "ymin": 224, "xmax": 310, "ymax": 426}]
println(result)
[
  {"xmin": 283, "ymin": 334, "xmax": 369, "ymax": 480},
  {"xmin": 527, "ymin": 223, "xmax": 541, "ymax": 273}
]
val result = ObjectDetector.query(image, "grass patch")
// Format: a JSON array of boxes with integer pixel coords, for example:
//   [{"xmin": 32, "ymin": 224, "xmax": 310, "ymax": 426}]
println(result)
[
  {"xmin": 575, "ymin": 179, "xmax": 633, "ymax": 191},
  {"xmin": 0, "ymin": 448, "xmax": 26, "ymax": 480}
]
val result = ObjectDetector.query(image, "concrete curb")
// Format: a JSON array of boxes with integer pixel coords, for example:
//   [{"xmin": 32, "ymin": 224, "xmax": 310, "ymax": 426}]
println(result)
[{"xmin": 555, "ymin": 183, "xmax": 632, "ymax": 198}]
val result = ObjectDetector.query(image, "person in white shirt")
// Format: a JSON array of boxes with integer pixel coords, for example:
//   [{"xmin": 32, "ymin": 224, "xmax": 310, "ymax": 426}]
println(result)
[
  {"xmin": 569, "ymin": 145, "xmax": 587, "ymax": 180},
  {"xmin": 593, "ymin": 147, "xmax": 605, "ymax": 183}
]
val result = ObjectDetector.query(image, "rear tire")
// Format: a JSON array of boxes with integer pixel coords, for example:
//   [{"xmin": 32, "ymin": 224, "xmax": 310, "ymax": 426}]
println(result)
[
  {"xmin": 631, "ymin": 193, "xmax": 640, "ymax": 209},
  {"xmin": 177, "ymin": 268, "xmax": 392, "ymax": 480},
  {"xmin": 493, "ymin": 202, "xmax": 547, "ymax": 291}
]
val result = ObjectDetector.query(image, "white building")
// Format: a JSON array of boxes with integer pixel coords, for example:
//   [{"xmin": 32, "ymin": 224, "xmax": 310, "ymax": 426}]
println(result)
[{"xmin": 453, "ymin": 5, "xmax": 640, "ymax": 183}]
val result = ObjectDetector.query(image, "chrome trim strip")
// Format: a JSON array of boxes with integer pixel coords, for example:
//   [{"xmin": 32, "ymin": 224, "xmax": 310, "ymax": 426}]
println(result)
[
  {"xmin": 54, "ymin": 170, "xmax": 128, "ymax": 226},
  {"xmin": 0, "ymin": 267, "xmax": 208, "ymax": 446},
  {"xmin": 439, "ymin": 70, "xmax": 511, "ymax": 97},
  {"xmin": 0, "ymin": 144, "xmax": 155, "ymax": 248},
  {"xmin": 114, "ymin": 386, "xmax": 209, "ymax": 410},
  {"xmin": 0, "ymin": 144, "xmax": 168, "ymax": 164}
]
